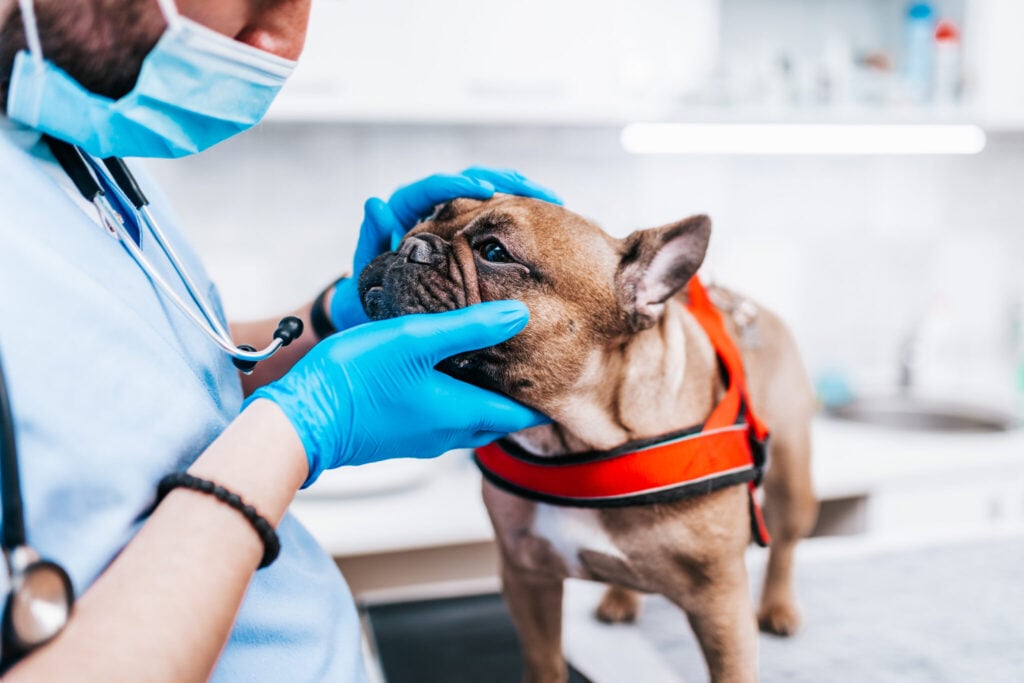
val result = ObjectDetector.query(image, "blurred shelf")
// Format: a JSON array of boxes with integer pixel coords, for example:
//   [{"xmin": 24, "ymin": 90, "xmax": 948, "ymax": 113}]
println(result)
[
  {"xmin": 264, "ymin": 96, "xmax": 1024, "ymax": 136},
  {"xmin": 268, "ymin": 0, "xmax": 1024, "ymax": 132},
  {"xmin": 265, "ymin": 95, "xmax": 678, "ymax": 126},
  {"xmin": 266, "ymin": 98, "xmax": 983, "ymax": 126}
]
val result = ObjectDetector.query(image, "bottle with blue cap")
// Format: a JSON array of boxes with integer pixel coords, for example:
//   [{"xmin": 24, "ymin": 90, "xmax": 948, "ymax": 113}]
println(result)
[{"xmin": 904, "ymin": 2, "xmax": 936, "ymax": 103}]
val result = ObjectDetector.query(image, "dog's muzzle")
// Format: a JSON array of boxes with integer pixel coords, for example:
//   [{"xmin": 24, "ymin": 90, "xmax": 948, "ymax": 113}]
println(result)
[
  {"xmin": 358, "ymin": 232, "xmax": 475, "ymax": 321},
  {"xmin": 400, "ymin": 233, "xmax": 447, "ymax": 265},
  {"xmin": 358, "ymin": 232, "xmax": 509, "ymax": 389}
]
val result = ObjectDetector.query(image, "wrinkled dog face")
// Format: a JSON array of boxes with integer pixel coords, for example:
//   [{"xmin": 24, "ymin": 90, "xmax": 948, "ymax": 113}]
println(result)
[{"xmin": 359, "ymin": 194, "xmax": 711, "ymax": 409}]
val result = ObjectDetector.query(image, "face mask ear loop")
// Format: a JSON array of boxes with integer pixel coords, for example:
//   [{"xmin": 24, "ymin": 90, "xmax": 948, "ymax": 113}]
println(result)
[
  {"xmin": 153, "ymin": 0, "xmax": 180, "ymax": 28},
  {"xmin": 15, "ymin": 0, "xmax": 43, "ymax": 66}
]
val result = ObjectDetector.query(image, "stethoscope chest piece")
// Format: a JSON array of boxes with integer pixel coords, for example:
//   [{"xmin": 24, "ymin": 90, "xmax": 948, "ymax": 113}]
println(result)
[
  {"xmin": 0, "ymin": 351, "xmax": 75, "ymax": 671},
  {"xmin": 2, "ymin": 546, "xmax": 73, "ymax": 657}
]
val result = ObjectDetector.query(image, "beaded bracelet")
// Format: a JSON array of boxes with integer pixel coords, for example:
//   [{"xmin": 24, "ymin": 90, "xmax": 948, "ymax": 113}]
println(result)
[{"xmin": 155, "ymin": 472, "xmax": 281, "ymax": 569}]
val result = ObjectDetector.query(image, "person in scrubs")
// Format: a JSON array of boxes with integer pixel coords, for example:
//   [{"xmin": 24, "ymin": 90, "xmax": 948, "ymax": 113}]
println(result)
[{"xmin": 0, "ymin": 0, "xmax": 557, "ymax": 680}]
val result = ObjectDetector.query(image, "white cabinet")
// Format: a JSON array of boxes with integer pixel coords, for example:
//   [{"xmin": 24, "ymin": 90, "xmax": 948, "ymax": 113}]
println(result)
[
  {"xmin": 964, "ymin": 0, "xmax": 1024, "ymax": 128},
  {"xmin": 268, "ymin": 0, "xmax": 1024, "ymax": 128},
  {"xmin": 269, "ymin": 0, "xmax": 720, "ymax": 123}
]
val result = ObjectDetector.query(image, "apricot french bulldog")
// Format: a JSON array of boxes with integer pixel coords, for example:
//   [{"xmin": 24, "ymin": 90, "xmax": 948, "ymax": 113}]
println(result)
[{"xmin": 360, "ymin": 195, "xmax": 817, "ymax": 683}]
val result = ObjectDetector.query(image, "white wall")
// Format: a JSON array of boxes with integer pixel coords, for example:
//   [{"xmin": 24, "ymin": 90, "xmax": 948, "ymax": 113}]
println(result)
[{"xmin": 145, "ymin": 124, "xmax": 1024, "ymax": 411}]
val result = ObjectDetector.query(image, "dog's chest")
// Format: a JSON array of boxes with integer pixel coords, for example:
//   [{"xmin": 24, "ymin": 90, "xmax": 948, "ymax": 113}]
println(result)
[{"xmin": 530, "ymin": 504, "xmax": 629, "ymax": 578}]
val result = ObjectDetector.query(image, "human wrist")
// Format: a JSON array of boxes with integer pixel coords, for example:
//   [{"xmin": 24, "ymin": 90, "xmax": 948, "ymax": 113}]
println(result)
[
  {"xmin": 189, "ymin": 399, "xmax": 308, "ymax": 523},
  {"xmin": 243, "ymin": 383, "xmax": 342, "ymax": 488},
  {"xmin": 155, "ymin": 472, "xmax": 281, "ymax": 568}
]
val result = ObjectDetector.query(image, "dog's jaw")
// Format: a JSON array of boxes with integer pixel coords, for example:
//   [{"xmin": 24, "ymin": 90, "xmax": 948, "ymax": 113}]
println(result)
[
  {"xmin": 508, "ymin": 302, "xmax": 721, "ymax": 457},
  {"xmin": 508, "ymin": 348, "xmax": 632, "ymax": 455}
]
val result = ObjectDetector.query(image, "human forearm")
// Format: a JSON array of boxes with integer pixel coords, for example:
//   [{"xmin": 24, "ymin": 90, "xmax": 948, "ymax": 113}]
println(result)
[{"xmin": 5, "ymin": 400, "xmax": 307, "ymax": 683}]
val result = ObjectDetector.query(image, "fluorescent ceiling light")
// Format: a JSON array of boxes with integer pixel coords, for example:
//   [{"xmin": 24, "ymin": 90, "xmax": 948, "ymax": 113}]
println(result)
[{"xmin": 620, "ymin": 123, "xmax": 987, "ymax": 155}]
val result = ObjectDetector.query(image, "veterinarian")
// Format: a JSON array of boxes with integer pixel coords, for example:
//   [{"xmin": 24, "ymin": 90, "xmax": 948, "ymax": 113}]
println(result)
[{"xmin": 0, "ymin": 0, "xmax": 558, "ymax": 679}]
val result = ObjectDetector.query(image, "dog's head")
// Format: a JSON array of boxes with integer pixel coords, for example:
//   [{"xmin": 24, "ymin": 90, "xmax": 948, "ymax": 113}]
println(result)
[{"xmin": 359, "ymin": 195, "xmax": 711, "ymax": 410}]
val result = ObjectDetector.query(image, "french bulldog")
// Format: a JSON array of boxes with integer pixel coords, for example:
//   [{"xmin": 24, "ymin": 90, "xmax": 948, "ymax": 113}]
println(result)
[{"xmin": 359, "ymin": 195, "xmax": 818, "ymax": 683}]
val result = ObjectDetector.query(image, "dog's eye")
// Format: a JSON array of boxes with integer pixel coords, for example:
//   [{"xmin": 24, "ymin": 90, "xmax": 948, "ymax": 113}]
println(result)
[{"xmin": 479, "ymin": 239, "xmax": 514, "ymax": 263}]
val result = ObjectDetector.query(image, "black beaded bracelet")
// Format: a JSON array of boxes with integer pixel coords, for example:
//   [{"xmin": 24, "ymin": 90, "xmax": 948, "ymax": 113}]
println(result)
[
  {"xmin": 154, "ymin": 472, "xmax": 281, "ymax": 569},
  {"xmin": 310, "ymin": 276, "xmax": 347, "ymax": 340}
]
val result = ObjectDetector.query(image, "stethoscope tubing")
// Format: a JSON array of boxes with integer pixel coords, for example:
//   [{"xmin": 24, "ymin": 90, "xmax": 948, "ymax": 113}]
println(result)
[
  {"xmin": 94, "ymin": 195, "xmax": 285, "ymax": 362},
  {"xmin": 93, "ymin": 155, "xmax": 232, "ymax": 340},
  {"xmin": 0, "ymin": 350, "xmax": 27, "ymax": 551},
  {"xmin": 44, "ymin": 136, "xmax": 294, "ymax": 365},
  {"xmin": 0, "ymin": 348, "xmax": 76, "ymax": 670},
  {"xmin": 138, "ymin": 204, "xmax": 231, "ymax": 340}
]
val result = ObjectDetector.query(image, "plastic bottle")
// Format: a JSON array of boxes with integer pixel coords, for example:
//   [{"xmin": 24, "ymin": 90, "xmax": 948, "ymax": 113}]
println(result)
[
  {"xmin": 933, "ymin": 19, "xmax": 962, "ymax": 105},
  {"xmin": 904, "ymin": 2, "xmax": 936, "ymax": 103}
]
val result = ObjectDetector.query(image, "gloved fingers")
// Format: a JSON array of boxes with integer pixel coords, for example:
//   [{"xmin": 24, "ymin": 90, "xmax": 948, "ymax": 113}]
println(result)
[
  {"xmin": 388, "ymin": 173, "xmax": 496, "ymax": 228},
  {"xmin": 469, "ymin": 431, "xmax": 508, "ymax": 448},
  {"xmin": 353, "ymin": 197, "xmax": 403, "ymax": 273},
  {"xmin": 328, "ymin": 277, "xmax": 370, "ymax": 332},
  {"xmin": 395, "ymin": 301, "xmax": 530, "ymax": 366},
  {"xmin": 404, "ymin": 431, "xmax": 508, "ymax": 458},
  {"xmin": 459, "ymin": 166, "xmax": 563, "ymax": 205},
  {"xmin": 432, "ymin": 376, "xmax": 550, "ymax": 435}
]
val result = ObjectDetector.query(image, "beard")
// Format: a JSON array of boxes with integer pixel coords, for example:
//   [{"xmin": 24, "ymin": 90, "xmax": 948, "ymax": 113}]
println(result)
[{"xmin": 0, "ymin": 0, "xmax": 164, "ymax": 111}]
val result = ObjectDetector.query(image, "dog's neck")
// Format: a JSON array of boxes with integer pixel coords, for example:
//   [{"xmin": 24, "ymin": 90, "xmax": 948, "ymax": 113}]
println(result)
[{"xmin": 509, "ymin": 298, "xmax": 722, "ymax": 456}]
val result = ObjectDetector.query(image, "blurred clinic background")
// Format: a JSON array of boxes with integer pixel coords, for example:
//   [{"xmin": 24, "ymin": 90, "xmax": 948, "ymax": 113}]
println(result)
[{"xmin": 147, "ymin": 1, "xmax": 1023, "ymax": 681}]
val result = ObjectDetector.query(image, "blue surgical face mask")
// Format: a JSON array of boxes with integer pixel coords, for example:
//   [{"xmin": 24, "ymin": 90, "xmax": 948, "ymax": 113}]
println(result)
[{"xmin": 6, "ymin": 0, "xmax": 297, "ymax": 158}]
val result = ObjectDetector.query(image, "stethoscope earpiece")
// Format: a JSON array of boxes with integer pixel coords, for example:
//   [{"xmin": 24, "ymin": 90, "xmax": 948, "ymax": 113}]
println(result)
[
  {"xmin": 272, "ymin": 316, "xmax": 304, "ymax": 346},
  {"xmin": 231, "ymin": 317, "xmax": 304, "ymax": 374},
  {"xmin": 232, "ymin": 346, "xmax": 259, "ymax": 375}
]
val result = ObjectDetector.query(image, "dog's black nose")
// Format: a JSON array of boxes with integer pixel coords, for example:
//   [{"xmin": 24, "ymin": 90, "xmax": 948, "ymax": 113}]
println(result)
[{"xmin": 399, "ymin": 233, "xmax": 447, "ymax": 265}]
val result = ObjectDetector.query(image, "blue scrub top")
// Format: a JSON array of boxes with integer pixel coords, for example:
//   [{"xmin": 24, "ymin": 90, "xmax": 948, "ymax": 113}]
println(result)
[{"xmin": 0, "ymin": 121, "xmax": 369, "ymax": 682}]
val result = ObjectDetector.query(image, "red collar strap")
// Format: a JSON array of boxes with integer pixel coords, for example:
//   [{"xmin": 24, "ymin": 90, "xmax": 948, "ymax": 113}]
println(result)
[{"xmin": 475, "ymin": 276, "xmax": 772, "ymax": 547}]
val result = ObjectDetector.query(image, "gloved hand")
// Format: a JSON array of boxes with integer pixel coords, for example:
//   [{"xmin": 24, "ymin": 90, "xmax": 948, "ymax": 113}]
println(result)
[
  {"xmin": 329, "ymin": 167, "xmax": 561, "ymax": 331},
  {"xmin": 247, "ymin": 300, "xmax": 548, "ymax": 486}
]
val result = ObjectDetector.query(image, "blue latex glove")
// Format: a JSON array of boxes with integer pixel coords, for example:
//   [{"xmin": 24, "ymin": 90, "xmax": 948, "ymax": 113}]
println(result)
[
  {"xmin": 248, "ymin": 300, "xmax": 548, "ymax": 486},
  {"xmin": 329, "ymin": 167, "xmax": 562, "ymax": 331}
]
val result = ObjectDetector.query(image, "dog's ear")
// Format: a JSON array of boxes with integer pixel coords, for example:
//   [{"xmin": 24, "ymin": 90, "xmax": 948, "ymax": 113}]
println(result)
[{"xmin": 616, "ymin": 214, "xmax": 711, "ymax": 331}]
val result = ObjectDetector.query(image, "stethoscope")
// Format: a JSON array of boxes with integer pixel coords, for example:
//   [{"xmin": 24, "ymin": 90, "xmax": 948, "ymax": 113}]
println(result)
[
  {"xmin": 0, "ymin": 348, "xmax": 74, "ymax": 670},
  {"xmin": 42, "ymin": 135, "xmax": 304, "ymax": 374},
  {"xmin": 0, "ymin": 139, "xmax": 307, "ymax": 669}
]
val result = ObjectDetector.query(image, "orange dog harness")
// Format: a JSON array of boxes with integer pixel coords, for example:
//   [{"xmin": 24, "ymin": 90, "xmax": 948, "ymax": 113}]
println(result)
[{"xmin": 475, "ymin": 276, "xmax": 772, "ymax": 547}]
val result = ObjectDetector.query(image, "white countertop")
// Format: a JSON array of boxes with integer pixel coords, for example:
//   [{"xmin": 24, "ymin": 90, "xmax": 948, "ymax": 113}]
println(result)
[
  {"xmin": 290, "ymin": 417, "xmax": 1024, "ymax": 558},
  {"xmin": 810, "ymin": 415, "xmax": 1024, "ymax": 497}
]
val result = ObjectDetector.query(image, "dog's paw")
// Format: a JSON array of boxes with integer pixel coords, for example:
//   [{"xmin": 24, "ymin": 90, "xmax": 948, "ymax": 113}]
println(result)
[
  {"xmin": 757, "ymin": 601, "xmax": 802, "ymax": 636},
  {"xmin": 595, "ymin": 586, "xmax": 640, "ymax": 624}
]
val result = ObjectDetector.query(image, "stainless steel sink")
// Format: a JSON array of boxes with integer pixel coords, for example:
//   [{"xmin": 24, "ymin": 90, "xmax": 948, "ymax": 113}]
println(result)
[{"xmin": 826, "ymin": 396, "xmax": 1019, "ymax": 433}]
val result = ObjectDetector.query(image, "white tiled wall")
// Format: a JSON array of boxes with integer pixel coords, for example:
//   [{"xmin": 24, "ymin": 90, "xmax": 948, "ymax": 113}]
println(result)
[{"xmin": 145, "ymin": 124, "xmax": 1024, "ymax": 410}]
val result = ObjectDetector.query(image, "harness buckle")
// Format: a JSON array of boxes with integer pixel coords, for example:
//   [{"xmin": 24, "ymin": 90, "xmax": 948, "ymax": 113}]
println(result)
[{"xmin": 748, "ymin": 431, "xmax": 769, "ymax": 486}]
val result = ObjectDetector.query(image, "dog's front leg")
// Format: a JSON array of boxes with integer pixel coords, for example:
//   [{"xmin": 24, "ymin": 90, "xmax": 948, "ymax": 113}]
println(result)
[
  {"xmin": 672, "ymin": 558, "xmax": 759, "ymax": 683},
  {"xmin": 501, "ymin": 562, "xmax": 567, "ymax": 683}
]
